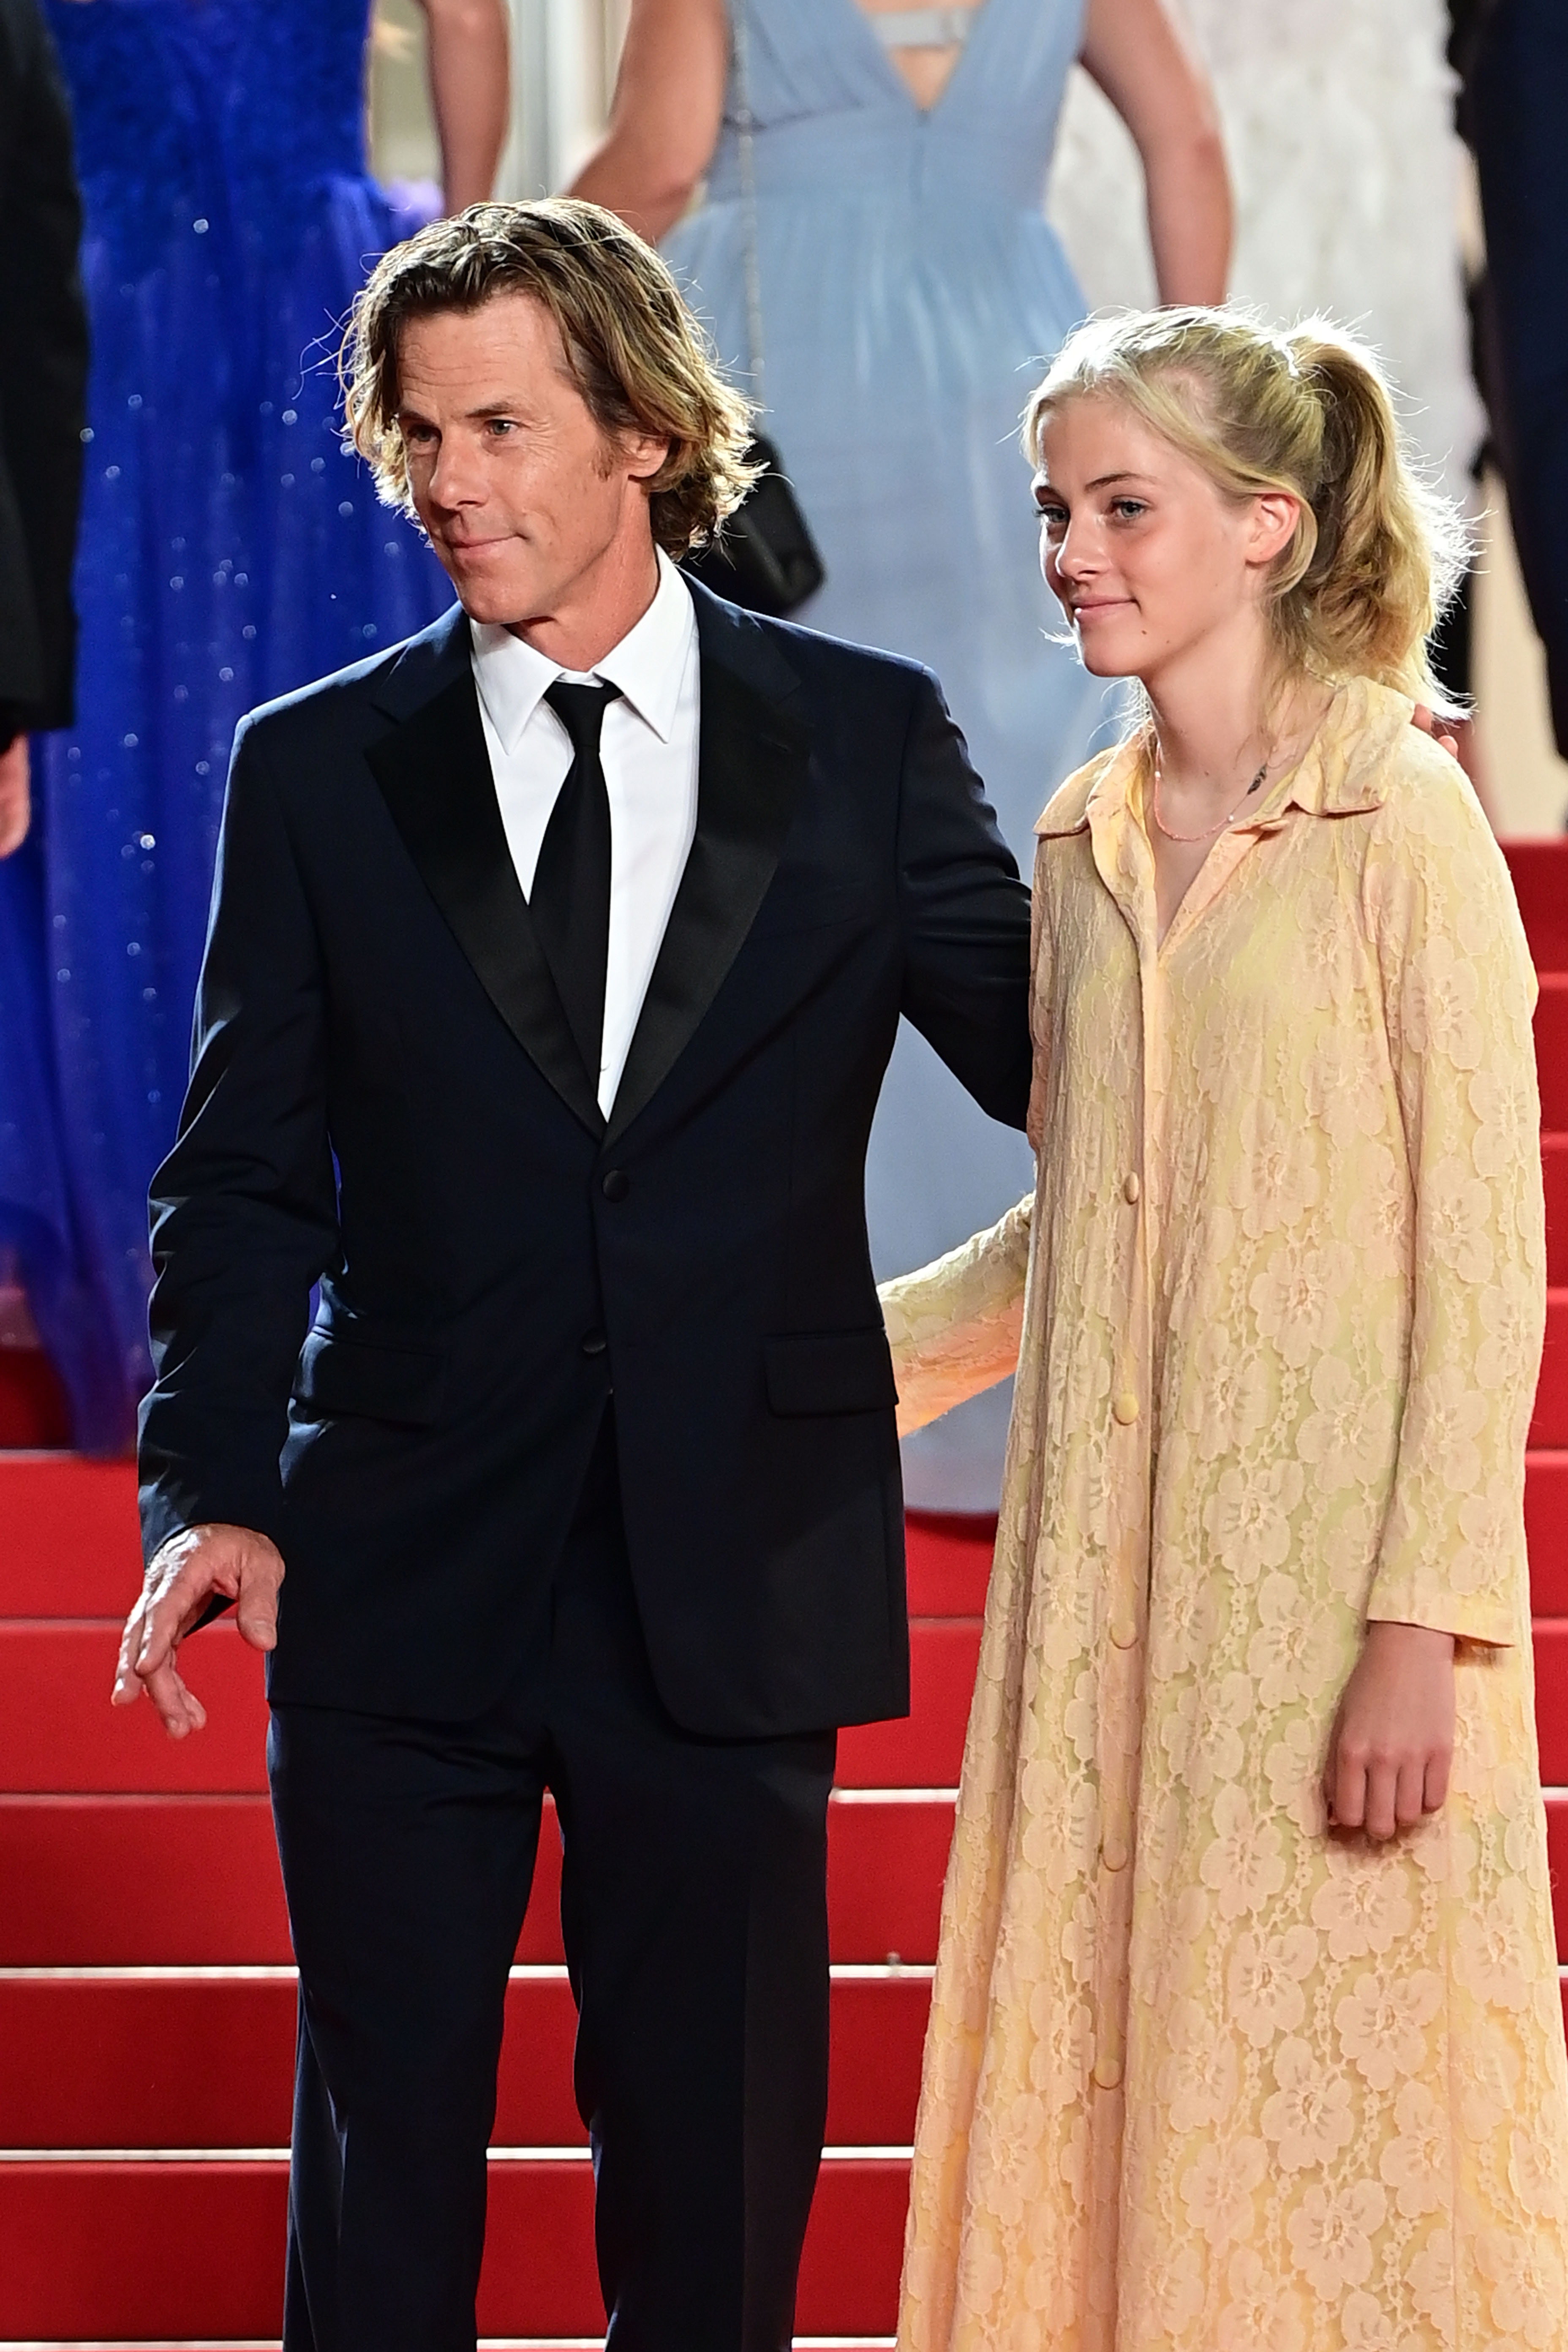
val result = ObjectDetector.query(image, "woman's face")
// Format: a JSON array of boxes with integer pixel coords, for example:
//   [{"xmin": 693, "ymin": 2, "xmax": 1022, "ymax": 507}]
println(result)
[{"xmin": 1033, "ymin": 394, "xmax": 1298, "ymax": 683}]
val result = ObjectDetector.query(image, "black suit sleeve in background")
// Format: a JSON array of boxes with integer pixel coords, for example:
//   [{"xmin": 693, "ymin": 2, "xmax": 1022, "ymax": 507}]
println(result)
[
  {"xmin": 894, "ymin": 669, "xmax": 1035, "ymax": 1131},
  {"xmin": 0, "ymin": 0, "xmax": 88, "ymax": 744},
  {"xmin": 1456, "ymin": 0, "xmax": 1568, "ymax": 759},
  {"xmin": 139, "ymin": 722, "xmax": 340, "ymax": 1559}
]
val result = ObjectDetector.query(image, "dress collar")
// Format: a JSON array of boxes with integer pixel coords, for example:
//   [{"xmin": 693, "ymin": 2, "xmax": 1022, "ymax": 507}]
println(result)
[{"xmin": 468, "ymin": 548, "xmax": 696, "ymax": 754}]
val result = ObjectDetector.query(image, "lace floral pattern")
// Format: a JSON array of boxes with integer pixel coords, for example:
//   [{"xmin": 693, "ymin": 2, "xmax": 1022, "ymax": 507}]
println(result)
[{"xmin": 883, "ymin": 680, "xmax": 1565, "ymax": 2349}]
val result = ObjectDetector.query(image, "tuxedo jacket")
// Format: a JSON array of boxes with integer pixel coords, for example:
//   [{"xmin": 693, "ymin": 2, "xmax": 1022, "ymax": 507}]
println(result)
[
  {"xmin": 139, "ymin": 584, "xmax": 1033, "ymax": 1735},
  {"xmin": 0, "ymin": 0, "xmax": 87, "ymax": 740}
]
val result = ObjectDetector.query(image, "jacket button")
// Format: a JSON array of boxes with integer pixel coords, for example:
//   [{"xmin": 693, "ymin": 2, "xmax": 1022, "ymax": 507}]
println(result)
[
  {"xmin": 1123, "ymin": 1173, "xmax": 1141, "ymax": 1204},
  {"xmin": 580, "ymin": 1329, "xmax": 608, "ymax": 1357},
  {"xmin": 1093, "ymin": 2048, "xmax": 1124, "ymax": 2091},
  {"xmin": 1112, "ymin": 1391, "xmax": 1139, "ymax": 1426},
  {"xmin": 1101, "ymin": 1829, "xmax": 1130, "ymax": 1873},
  {"xmin": 601, "ymin": 1169, "xmax": 629, "ymax": 1202},
  {"xmin": 1110, "ymin": 1612, "xmax": 1138, "ymax": 1650}
]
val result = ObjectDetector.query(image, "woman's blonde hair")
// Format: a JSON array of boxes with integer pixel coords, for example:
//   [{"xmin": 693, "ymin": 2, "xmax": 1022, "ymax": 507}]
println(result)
[
  {"xmin": 1023, "ymin": 306, "xmax": 1469, "ymax": 710},
  {"xmin": 341, "ymin": 197, "xmax": 760, "ymax": 558}
]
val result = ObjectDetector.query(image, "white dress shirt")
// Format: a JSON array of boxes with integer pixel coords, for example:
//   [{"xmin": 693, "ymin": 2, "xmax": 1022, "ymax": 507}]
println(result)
[{"xmin": 469, "ymin": 551, "xmax": 700, "ymax": 1118}]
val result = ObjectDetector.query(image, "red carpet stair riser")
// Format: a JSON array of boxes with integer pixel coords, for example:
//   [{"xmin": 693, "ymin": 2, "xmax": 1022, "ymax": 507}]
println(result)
[{"xmin": 0, "ymin": 836, "xmax": 1565, "ymax": 2349}]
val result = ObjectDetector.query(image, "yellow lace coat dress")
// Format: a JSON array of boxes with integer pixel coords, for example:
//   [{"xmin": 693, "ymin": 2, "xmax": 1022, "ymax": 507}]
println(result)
[{"xmin": 884, "ymin": 680, "xmax": 1566, "ymax": 2351}]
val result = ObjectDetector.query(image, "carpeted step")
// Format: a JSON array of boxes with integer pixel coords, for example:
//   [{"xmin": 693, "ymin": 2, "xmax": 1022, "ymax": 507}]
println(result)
[
  {"xmin": 1547, "ymin": 1135, "xmax": 1567, "ymax": 1289},
  {"xmin": 1548, "ymin": 1795, "xmax": 1568, "ymax": 1959},
  {"xmin": 1533, "ymin": 1293, "xmax": 1568, "ymax": 1449},
  {"xmin": 19, "ymin": 1594, "xmax": 1568, "ymax": 1797},
  {"xmin": 0, "ymin": 1963, "xmax": 931, "ymax": 2152},
  {"xmin": 1541, "ymin": 977, "xmax": 1568, "ymax": 1132},
  {"xmin": 0, "ymin": 2152, "xmax": 909, "ymax": 2338},
  {"xmin": 10, "ymin": 1441, "xmax": 1563, "ymax": 1624},
  {"xmin": 1534, "ymin": 1623, "xmax": 1568, "ymax": 1783},
  {"xmin": 0, "ymin": 1461, "xmax": 996, "ymax": 1623},
  {"xmin": 0, "ymin": 1620, "xmax": 981, "ymax": 1795},
  {"xmin": 1504, "ymin": 840, "xmax": 1568, "ymax": 974},
  {"xmin": 0, "ymin": 1459, "xmax": 142, "ymax": 1617},
  {"xmin": 0, "ymin": 1622, "xmax": 270, "ymax": 1794},
  {"xmin": 1529, "ymin": 1453, "xmax": 1568, "ymax": 1612},
  {"xmin": 0, "ymin": 1350, "xmax": 71, "ymax": 1451},
  {"xmin": 0, "ymin": 1791, "xmax": 955, "ymax": 1968},
  {"xmin": 903, "ymin": 1512, "xmax": 993, "ymax": 1616},
  {"xmin": 838, "ymin": 1618, "xmax": 977, "ymax": 1783}
]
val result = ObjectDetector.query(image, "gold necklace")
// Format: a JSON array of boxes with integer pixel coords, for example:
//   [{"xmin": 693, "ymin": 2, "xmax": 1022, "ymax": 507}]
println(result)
[{"xmin": 1150, "ymin": 743, "xmax": 1269, "ymax": 844}]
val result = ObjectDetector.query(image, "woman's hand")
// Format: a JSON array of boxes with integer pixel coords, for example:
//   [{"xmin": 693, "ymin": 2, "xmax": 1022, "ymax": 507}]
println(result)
[{"xmin": 1322, "ymin": 1620, "xmax": 1456, "ymax": 1840}]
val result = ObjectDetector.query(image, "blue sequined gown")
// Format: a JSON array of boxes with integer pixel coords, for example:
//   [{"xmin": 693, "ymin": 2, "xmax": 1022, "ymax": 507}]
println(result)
[
  {"xmin": 665, "ymin": 0, "xmax": 1108, "ymax": 1508},
  {"xmin": 0, "ymin": 0, "xmax": 449, "ymax": 1448}
]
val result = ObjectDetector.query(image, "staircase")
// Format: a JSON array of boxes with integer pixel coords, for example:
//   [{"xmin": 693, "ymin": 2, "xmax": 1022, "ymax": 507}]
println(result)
[
  {"xmin": 0, "ymin": 1455, "xmax": 988, "ymax": 2348},
  {"xmin": 0, "ymin": 835, "xmax": 1564, "ymax": 2350}
]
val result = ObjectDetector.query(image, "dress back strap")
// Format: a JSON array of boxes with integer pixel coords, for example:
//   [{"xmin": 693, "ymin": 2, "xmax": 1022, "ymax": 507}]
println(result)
[{"xmin": 867, "ymin": 5, "xmax": 980, "ymax": 49}]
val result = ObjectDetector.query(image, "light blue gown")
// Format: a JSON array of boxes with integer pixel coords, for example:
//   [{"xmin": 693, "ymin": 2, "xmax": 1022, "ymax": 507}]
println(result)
[{"xmin": 665, "ymin": 0, "xmax": 1112, "ymax": 1508}]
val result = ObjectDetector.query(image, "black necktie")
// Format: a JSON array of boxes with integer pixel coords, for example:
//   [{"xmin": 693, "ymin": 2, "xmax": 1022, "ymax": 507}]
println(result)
[{"xmin": 532, "ymin": 678, "xmax": 622, "ymax": 1089}]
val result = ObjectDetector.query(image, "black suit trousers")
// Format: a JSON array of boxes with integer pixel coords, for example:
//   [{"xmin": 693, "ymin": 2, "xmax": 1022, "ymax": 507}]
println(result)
[{"xmin": 270, "ymin": 1413, "xmax": 837, "ymax": 2352}]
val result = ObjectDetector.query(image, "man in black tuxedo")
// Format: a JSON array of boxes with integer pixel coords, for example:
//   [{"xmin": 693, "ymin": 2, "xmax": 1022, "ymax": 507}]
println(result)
[
  {"xmin": 0, "ymin": 0, "xmax": 87, "ymax": 854},
  {"xmin": 116, "ymin": 200, "xmax": 1032, "ymax": 2352}
]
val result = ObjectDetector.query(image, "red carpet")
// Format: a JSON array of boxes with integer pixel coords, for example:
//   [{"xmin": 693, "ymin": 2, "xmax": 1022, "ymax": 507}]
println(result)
[
  {"xmin": 1, "ymin": 835, "xmax": 1564, "ymax": 2348},
  {"xmin": 0, "ymin": 1466, "xmax": 981, "ymax": 2344}
]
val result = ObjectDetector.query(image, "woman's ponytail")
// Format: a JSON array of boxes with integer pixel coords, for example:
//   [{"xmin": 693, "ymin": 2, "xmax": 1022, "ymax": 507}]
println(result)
[{"xmin": 1285, "ymin": 331, "xmax": 1465, "ymax": 703}]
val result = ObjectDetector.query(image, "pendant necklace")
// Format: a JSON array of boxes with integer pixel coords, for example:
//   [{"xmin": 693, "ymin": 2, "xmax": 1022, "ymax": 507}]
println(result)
[{"xmin": 1150, "ymin": 742, "xmax": 1270, "ymax": 844}]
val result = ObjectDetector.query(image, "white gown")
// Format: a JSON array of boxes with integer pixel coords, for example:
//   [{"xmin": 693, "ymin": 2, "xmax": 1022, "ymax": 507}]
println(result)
[{"xmin": 1046, "ymin": 0, "xmax": 1484, "ymax": 512}]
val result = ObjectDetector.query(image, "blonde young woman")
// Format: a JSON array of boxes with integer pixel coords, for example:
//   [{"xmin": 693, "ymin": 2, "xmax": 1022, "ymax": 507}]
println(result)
[{"xmin": 882, "ymin": 309, "xmax": 1568, "ymax": 2348}]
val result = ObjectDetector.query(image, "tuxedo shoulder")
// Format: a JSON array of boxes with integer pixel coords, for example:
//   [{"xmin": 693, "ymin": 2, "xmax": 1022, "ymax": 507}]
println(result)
[
  {"xmin": 696, "ymin": 586, "xmax": 931, "ymax": 705},
  {"xmin": 754, "ymin": 610, "xmax": 930, "ymax": 694},
  {"xmin": 234, "ymin": 605, "xmax": 465, "ymax": 759}
]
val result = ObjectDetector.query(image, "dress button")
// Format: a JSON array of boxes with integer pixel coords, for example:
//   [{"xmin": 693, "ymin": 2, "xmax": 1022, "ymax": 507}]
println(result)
[
  {"xmin": 1110, "ymin": 1612, "xmax": 1138, "ymax": 1650},
  {"xmin": 1101, "ymin": 1830, "xmax": 1130, "ymax": 1873},
  {"xmin": 601, "ymin": 1169, "xmax": 629, "ymax": 1202},
  {"xmin": 580, "ymin": 1329, "xmax": 608, "ymax": 1357},
  {"xmin": 1093, "ymin": 2049, "xmax": 1124, "ymax": 2091},
  {"xmin": 1112, "ymin": 1391, "xmax": 1140, "ymax": 1426},
  {"xmin": 1122, "ymin": 1173, "xmax": 1141, "ymax": 1204}
]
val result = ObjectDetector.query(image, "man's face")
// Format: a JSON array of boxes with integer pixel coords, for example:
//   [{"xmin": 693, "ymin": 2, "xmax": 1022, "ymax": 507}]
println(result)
[{"xmin": 395, "ymin": 291, "xmax": 669, "ymax": 630}]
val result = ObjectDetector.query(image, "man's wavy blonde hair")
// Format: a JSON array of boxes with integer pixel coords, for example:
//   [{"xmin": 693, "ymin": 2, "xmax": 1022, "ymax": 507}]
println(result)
[{"xmin": 341, "ymin": 198, "xmax": 759, "ymax": 558}]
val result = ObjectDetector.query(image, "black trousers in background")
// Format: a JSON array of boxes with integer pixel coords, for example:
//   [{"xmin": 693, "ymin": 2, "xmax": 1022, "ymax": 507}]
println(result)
[{"xmin": 269, "ymin": 1413, "xmax": 837, "ymax": 2352}]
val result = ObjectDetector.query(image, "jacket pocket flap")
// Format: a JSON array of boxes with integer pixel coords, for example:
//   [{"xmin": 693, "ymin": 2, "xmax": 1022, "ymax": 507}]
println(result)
[
  {"xmin": 748, "ymin": 883, "xmax": 881, "ymax": 939},
  {"xmin": 292, "ymin": 1329, "xmax": 447, "ymax": 1427},
  {"xmin": 764, "ymin": 1328, "xmax": 898, "ymax": 1417}
]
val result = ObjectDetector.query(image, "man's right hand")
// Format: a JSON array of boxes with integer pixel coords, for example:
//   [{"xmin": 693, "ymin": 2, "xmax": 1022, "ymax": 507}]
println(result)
[{"xmin": 112, "ymin": 1523, "xmax": 285, "ymax": 1739}]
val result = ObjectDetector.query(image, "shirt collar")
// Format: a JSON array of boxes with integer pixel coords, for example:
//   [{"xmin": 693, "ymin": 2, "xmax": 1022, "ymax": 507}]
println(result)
[
  {"xmin": 468, "ymin": 549, "xmax": 696, "ymax": 756},
  {"xmin": 1034, "ymin": 676, "xmax": 1407, "ymax": 841}
]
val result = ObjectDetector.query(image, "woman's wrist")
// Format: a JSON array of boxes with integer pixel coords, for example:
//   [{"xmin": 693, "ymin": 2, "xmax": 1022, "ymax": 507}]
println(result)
[{"xmin": 1362, "ymin": 1617, "xmax": 1456, "ymax": 1658}]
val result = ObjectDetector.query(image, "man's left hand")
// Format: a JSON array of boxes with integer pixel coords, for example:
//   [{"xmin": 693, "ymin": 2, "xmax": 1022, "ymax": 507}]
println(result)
[{"xmin": 112, "ymin": 1522, "xmax": 285, "ymax": 1738}]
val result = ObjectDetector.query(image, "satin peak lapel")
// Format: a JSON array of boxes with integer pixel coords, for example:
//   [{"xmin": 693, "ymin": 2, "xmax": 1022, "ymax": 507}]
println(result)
[
  {"xmin": 607, "ymin": 632, "xmax": 808, "ymax": 1145},
  {"xmin": 366, "ymin": 669, "xmax": 605, "ymax": 1138}
]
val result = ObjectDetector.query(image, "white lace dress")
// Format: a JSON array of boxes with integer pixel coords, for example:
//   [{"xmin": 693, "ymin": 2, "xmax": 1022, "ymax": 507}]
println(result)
[{"xmin": 1046, "ymin": 0, "xmax": 1484, "ymax": 512}]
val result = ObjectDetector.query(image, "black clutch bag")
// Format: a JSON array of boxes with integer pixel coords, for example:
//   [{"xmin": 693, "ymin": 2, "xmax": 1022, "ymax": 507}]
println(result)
[{"xmin": 685, "ymin": 436, "xmax": 825, "ymax": 617}]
